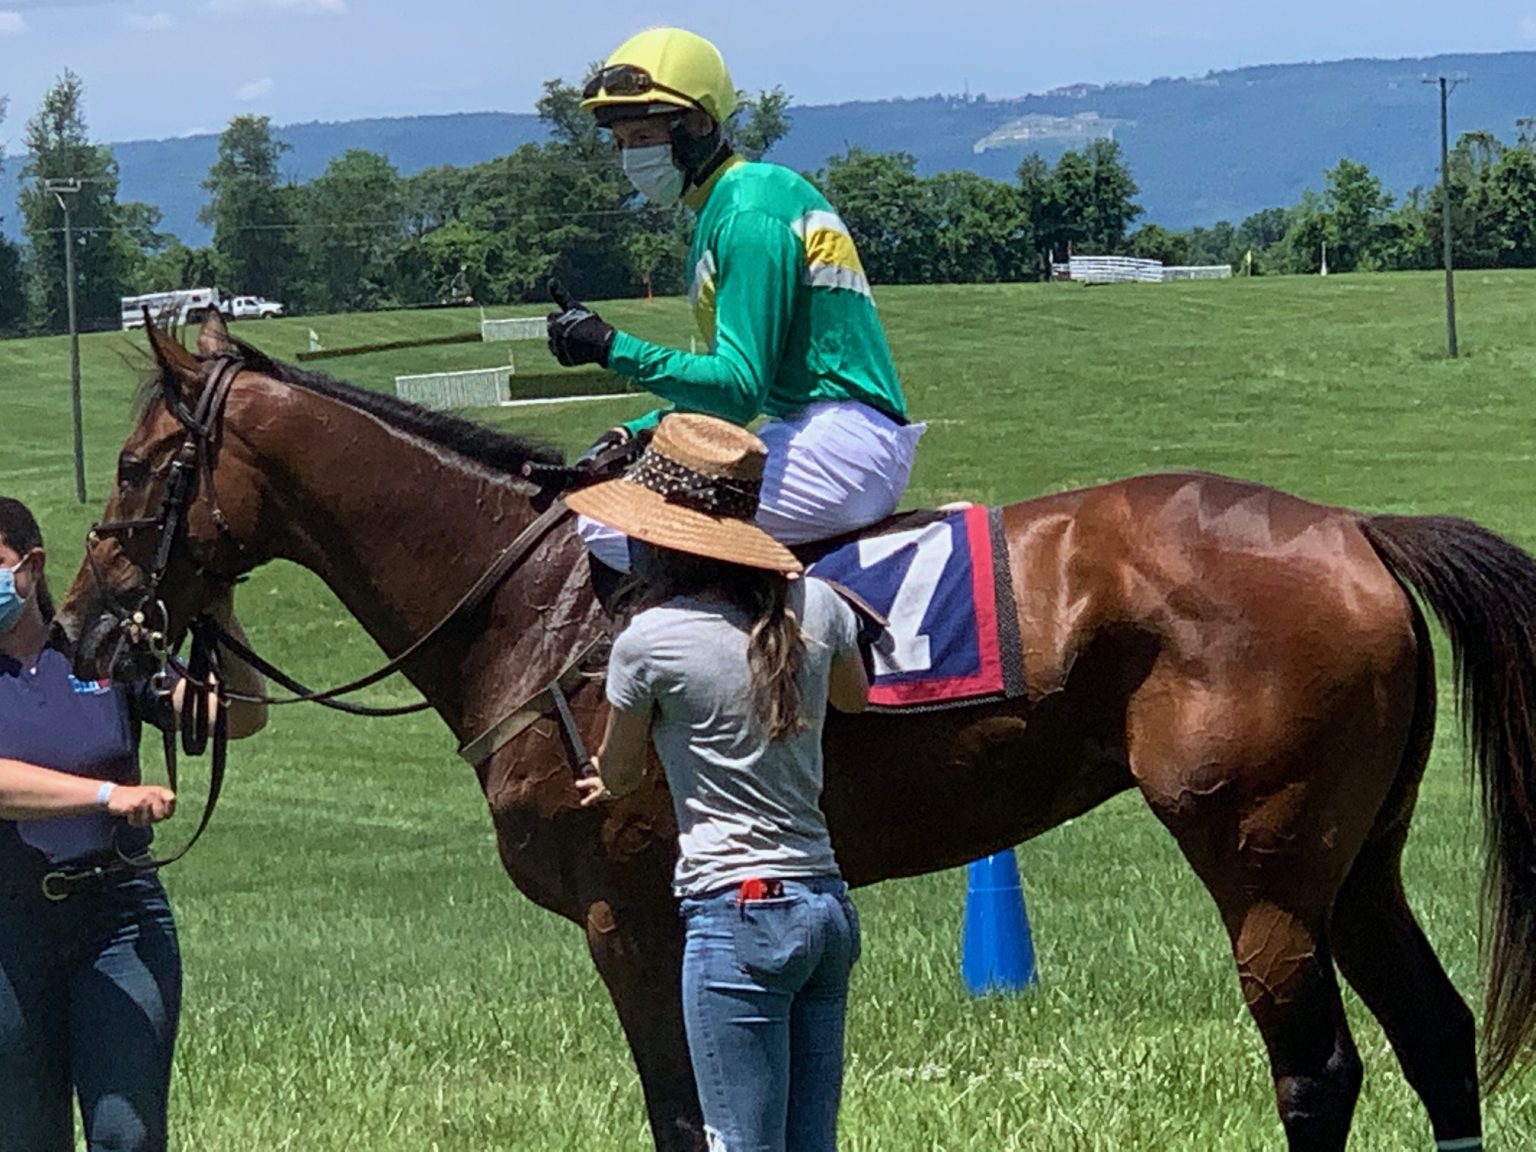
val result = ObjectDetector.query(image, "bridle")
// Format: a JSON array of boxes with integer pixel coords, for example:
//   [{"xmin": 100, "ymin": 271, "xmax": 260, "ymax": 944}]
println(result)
[
  {"xmin": 80, "ymin": 348, "xmax": 594, "ymax": 875},
  {"xmin": 88, "ymin": 352, "xmax": 245, "ymax": 668},
  {"xmin": 73, "ymin": 351, "xmax": 245, "ymax": 875}
]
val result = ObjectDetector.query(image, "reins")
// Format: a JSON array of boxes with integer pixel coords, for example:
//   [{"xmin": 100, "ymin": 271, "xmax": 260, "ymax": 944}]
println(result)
[
  {"xmin": 80, "ymin": 347, "xmax": 606, "ymax": 876},
  {"xmin": 199, "ymin": 497, "xmax": 573, "ymax": 715}
]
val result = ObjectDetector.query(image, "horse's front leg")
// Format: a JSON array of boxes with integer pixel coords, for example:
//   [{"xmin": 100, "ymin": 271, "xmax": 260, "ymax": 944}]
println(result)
[
  {"xmin": 584, "ymin": 892, "xmax": 705, "ymax": 1152},
  {"xmin": 484, "ymin": 757, "xmax": 703, "ymax": 1152}
]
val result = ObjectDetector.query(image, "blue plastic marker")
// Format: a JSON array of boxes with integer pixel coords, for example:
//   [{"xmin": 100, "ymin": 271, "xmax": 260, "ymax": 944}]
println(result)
[{"xmin": 961, "ymin": 848, "xmax": 1038, "ymax": 994}]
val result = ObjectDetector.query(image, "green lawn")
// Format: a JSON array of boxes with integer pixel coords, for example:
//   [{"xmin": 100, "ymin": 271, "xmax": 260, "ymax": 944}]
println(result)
[{"xmin": 4, "ymin": 272, "xmax": 1536, "ymax": 1149}]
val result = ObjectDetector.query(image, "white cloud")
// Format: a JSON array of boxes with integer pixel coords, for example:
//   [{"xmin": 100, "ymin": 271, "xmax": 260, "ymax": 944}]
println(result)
[
  {"xmin": 0, "ymin": 11, "xmax": 25, "ymax": 35},
  {"xmin": 209, "ymin": 0, "xmax": 347, "ymax": 13},
  {"xmin": 126, "ymin": 11, "xmax": 175, "ymax": 30},
  {"xmin": 235, "ymin": 77, "xmax": 273, "ymax": 101}
]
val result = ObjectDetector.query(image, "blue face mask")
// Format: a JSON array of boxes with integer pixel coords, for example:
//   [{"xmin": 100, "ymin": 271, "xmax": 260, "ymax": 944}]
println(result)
[{"xmin": 0, "ymin": 561, "xmax": 30, "ymax": 635}]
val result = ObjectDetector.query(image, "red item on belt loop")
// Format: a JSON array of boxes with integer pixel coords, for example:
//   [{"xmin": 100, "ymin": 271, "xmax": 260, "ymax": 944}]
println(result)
[{"xmin": 737, "ymin": 878, "xmax": 784, "ymax": 904}]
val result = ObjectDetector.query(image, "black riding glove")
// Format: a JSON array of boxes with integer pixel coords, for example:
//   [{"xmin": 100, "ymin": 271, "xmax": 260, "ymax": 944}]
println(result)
[
  {"xmin": 547, "ymin": 280, "xmax": 616, "ymax": 369},
  {"xmin": 575, "ymin": 426, "xmax": 632, "ymax": 471}
]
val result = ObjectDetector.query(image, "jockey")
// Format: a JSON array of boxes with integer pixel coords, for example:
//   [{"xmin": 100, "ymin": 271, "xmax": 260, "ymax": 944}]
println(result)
[{"xmin": 547, "ymin": 26, "xmax": 924, "ymax": 572}]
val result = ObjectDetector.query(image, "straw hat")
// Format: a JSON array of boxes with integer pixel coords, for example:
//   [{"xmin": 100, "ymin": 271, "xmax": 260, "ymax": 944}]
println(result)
[{"xmin": 565, "ymin": 414, "xmax": 802, "ymax": 574}]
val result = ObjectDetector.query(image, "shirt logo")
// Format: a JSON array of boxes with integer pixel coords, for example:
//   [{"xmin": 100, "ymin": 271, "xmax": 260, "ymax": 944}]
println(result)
[{"xmin": 67, "ymin": 675, "xmax": 114, "ymax": 696}]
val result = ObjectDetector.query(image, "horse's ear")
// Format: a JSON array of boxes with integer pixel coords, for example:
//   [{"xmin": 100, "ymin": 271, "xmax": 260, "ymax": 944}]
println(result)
[
  {"xmin": 145, "ymin": 316, "xmax": 200, "ymax": 380},
  {"xmin": 198, "ymin": 308, "xmax": 234, "ymax": 357}
]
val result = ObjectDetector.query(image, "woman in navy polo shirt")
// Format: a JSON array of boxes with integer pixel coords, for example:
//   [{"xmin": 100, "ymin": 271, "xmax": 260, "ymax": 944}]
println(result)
[{"xmin": 0, "ymin": 496, "xmax": 266, "ymax": 1152}]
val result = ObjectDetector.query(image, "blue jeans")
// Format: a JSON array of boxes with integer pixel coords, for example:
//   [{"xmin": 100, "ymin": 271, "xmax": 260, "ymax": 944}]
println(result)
[
  {"xmin": 0, "ymin": 873, "xmax": 182, "ymax": 1152},
  {"xmin": 680, "ymin": 876, "xmax": 860, "ymax": 1152}
]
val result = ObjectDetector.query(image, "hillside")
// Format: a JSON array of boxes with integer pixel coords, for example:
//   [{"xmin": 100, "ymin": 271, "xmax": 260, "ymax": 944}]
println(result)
[{"xmin": 3, "ymin": 50, "xmax": 1533, "ymax": 243}]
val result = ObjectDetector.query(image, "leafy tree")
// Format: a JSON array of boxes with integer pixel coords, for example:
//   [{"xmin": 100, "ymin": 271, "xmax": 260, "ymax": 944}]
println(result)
[
  {"xmin": 1015, "ymin": 153, "xmax": 1057, "ymax": 276},
  {"xmin": 1185, "ymin": 220, "xmax": 1241, "ymax": 268},
  {"xmin": 925, "ymin": 170, "xmax": 1033, "ymax": 282},
  {"xmin": 113, "ymin": 200, "xmax": 173, "ymax": 289},
  {"xmin": 732, "ymin": 87, "xmax": 793, "ymax": 161},
  {"xmin": 624, "ymin": 220, "xmax": 688, "ymax": 299},
  {"xmin": 1374, "ymin": 191, "xmax": 1437, "ymax": 271},
  {"xmin": 0, "ymin": 97, "xmax": 25, "ymax": 332},
  {"xmin": 1428, "ymin": 130, "xmax": 1505, "ymax": 269},
  {"xmin": 200, "ymin": 115, "xmax": 299, "ymax": 298},
  {"xmin": 391, "ymin": 219, "xmax": 495, "ymax": 309},
  {"xmin": 1237, "ymin": 207, "xmax": 1292, "ymax": 250},
  {"xmin": 537, "ymin": 72, "xmax": 607, "ymax": 153},
  {"xmin": 140, "ymin": 240, "xmax": 219, "ymax": 293},
  {"xmin": 818, "ymin": 149, "xmax": 934, "ymax": 284},
  {"xmin": 1043, "ymin": 148, "xmax": 1093, "ymax": 258},
  {"xmin": 1278, "ymin": 190, "xmax": 1331, "ymax": 273},
  {"xmin": 1126, "ymin": 223, "xmax": 1190, "ymax": 266},
  {"xmin": 1483, "ymin": 146, "xmax": 1536, "ymax": 266},
  {"xmin": 1013, "ymin": 140, "xmax": 1142, "ymax": 260},
  {"xmin": 117, "ymin": 201, "xmax": 169, "ymax": 254},
  {"xmin": 403, "ymin": 165, "xmax": 470, "ymax": 239},
  {"xmin": 1450, "ymin": 130, "xmax": 1504, "ymax": 185},
  {"xmin": 1322, "ymin": 158, "xmax": 1392, "ymax": 271},
  {"xmin": 1082, "ymin": 139, "xmax": 1142, "ymax": 252},
  {"xmin": 19, "ymin": 70, "xmax": 132, "ymax": 332},
  {"xmin": 294, "ymin": 150, "xmax": 405, "ymax": 312}
]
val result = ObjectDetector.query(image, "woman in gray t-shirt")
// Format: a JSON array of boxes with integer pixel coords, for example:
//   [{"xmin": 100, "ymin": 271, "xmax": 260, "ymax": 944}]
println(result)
[{"xmin": 568, "ymin": 413, "xmax": 869, "ymax": 1152}]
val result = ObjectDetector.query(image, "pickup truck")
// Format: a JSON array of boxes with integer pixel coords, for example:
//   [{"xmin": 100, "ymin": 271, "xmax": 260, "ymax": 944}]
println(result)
[{"xmin": 224, "ymin": 295, "xmax": 285, "ymax": 320}]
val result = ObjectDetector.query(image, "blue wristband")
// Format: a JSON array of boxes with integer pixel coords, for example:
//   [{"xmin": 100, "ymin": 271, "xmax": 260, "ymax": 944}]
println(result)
[{"xmin": 96, "ymin": 781, "xmax": 116, "ymax": 809}]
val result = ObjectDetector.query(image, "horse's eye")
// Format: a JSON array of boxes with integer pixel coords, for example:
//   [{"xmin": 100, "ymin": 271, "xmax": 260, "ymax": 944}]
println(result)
[{"xmin": 117, "ymin": 454, "xmax": 150, "ymax": 488}]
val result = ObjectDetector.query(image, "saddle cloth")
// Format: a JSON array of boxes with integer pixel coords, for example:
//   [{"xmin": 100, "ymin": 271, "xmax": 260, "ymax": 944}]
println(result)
[{"xmin": 807, "ymin": 505, "xmax": 1026, "ymax": 713}]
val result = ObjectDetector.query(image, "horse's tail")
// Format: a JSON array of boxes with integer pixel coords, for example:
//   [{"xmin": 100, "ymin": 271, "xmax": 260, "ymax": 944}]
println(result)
[{"xmin": 1361, "ymin": 513, "xmax": 1536, "ymax": 1090}]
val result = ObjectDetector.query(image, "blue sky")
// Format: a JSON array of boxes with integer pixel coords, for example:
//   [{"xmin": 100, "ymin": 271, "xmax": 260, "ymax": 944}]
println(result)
[{"xmin": 3, "ymin": 0, "xmax": 1535, "ymax": 146}]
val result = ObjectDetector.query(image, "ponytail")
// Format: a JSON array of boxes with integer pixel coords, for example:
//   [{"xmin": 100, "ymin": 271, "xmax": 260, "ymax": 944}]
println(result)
[
  {"xmin": 745, "ymin": 576, "xmax": 807, "ymax": 742},
  {"xmin": 630, "ymin": 541, "xmax": 808, "ymax": 740}
]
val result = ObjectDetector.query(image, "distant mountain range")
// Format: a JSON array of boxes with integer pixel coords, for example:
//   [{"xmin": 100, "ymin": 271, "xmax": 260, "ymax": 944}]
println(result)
[{"xmin": 4, "ymin": 51, "xmax": 1534, "ymax": 245}]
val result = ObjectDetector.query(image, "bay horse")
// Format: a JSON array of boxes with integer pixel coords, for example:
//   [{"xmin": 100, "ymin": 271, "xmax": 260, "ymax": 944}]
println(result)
[{"xmin": 57, "ymin": 314, "xmax": 1536, "ymax": 1151}]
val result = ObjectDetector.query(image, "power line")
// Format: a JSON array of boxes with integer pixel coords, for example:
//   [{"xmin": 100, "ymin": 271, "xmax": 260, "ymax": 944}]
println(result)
[{"xmin": 31, "ymin": 206, "xmax": 659, "ymax": 238}]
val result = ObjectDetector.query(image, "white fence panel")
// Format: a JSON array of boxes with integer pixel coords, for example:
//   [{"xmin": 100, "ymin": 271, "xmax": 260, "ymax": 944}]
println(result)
[
  {"xmin": 1161, "ymin": 264, "xmax": 1234, "ymax": 281},
  {"xmin": 1063, "ymin": 257, "xmax": 1235, "ymax": 284},
  {"xmin": 481, "ymin": 317, "xmax": 546, "ymax": 342},
  {"xmin": 395, "ymin": 367, "xmax": 512, "ymax": 410},
  {"xmin": 1066, "ymin": 256, "xmax": 1166, "ymax": 284}
]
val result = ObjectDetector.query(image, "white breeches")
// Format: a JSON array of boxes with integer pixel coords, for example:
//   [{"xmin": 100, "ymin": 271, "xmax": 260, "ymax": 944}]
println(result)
[{"xmin": 578, "ymin": 401, "xmax": 926, "ymax": 571}]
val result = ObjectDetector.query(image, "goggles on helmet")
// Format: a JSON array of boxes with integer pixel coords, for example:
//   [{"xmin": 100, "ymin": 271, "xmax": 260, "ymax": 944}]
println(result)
[{"xmin": 583, "ymin": 64, "xmax": 710, "ymax": 117}]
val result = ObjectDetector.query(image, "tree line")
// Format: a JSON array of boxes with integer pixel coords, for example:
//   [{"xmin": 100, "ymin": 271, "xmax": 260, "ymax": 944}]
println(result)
[
  {"xmin": 4, "ymin": 69, "xmax": 1536, "ymax": 338},
  {"xmin": 0, "ymin": 71, "xmax": 791, "ymax": 335}
]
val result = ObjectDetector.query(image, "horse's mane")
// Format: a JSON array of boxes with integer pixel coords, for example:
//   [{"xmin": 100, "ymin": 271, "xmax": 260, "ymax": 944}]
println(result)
[{"xmin": 136, "ymin": 337, "xmax": 565, "ymax": 472}]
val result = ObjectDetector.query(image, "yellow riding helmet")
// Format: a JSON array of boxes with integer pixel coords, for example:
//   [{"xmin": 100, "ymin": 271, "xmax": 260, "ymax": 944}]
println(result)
[{"xmin": 581, "ymin": 27, "xmax": 738, "ymax": 126}]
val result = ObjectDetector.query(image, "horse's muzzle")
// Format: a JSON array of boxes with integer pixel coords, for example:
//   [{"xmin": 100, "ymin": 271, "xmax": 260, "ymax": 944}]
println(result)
[{"xmin": 70, "ymin": 608, "xmax": 164, "ymax": 685}]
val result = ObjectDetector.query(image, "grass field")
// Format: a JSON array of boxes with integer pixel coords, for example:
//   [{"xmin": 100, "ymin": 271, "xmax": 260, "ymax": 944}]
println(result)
[{"xmin": 5, "ymin": 272, "xmax": 1536, "ymax": 1149}]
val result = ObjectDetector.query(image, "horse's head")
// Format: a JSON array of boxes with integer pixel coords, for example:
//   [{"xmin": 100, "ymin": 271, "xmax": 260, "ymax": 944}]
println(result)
[{"xmin": 58, "ymin": 312, "xmax": 268, "ymax": 681}]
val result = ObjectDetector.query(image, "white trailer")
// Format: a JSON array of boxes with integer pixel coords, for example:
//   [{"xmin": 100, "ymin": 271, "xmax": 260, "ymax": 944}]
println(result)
[{"xmin": 120, "ymin": 287, "xmax": 222, "ymax": 331}]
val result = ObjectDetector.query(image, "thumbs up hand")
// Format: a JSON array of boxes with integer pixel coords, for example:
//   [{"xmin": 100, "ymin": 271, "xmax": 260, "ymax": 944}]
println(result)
[{"xmin": 546, "ymin": 280, "xmax": 616, "ymax": 368}]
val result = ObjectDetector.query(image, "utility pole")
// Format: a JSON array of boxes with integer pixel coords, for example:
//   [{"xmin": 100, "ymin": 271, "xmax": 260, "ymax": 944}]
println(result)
[
  {"xmin": 45, "ymin": 178, "xmax": 86, "ymax": 503},
  {"xmin": 1423, "ymin": 75, "xmax": 1464, "ymax": 359}
]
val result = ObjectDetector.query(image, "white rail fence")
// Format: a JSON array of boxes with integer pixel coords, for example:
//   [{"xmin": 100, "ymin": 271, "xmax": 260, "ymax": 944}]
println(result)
[
  {"xmin": 395, "ymin": 367, "xmax": 512, "ymax": 410},
  {"xmin": 1161, "ymin": 264, "xmax": 1235, "ymax": 281},
  {"xmin": 480, "ymin": 316, "xmax": 546, "ymax": 342},
  {"xmin": 1063, "ymin": 256, "xmax": 1234, "ymax": 284}
]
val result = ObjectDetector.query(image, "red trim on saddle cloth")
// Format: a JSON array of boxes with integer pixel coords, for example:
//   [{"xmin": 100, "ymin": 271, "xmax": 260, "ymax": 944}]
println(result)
[{"xmin": 867, "ymin": 505, "xmax": 1003, "ymax": 708}]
